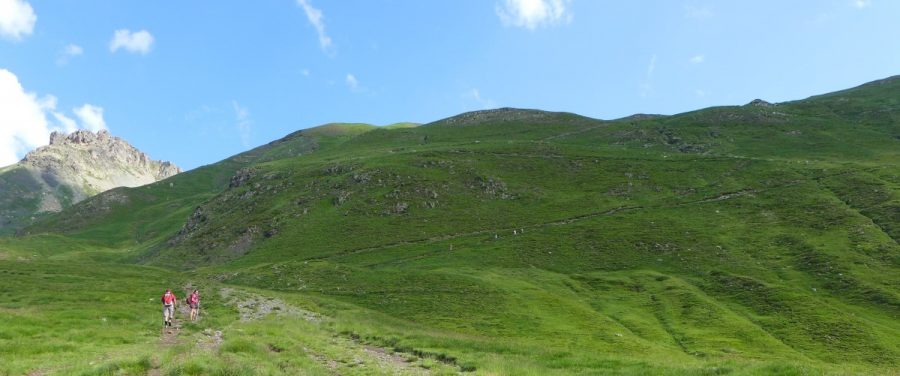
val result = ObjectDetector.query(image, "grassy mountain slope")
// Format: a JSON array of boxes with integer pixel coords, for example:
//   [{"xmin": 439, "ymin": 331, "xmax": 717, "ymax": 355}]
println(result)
[
  {"xmin": 5, "ymin": 77, "xmax": 900, "ymax": 374},
  {"xmin": 21, "ymin": 123, "xmax": 375, "ymax": 250},
  {"xmin": 0, "ymin": 165, "xmax": 55, "ymax": 235}
]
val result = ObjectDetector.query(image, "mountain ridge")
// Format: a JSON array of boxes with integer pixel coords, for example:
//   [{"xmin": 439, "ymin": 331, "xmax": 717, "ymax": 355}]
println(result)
[{"xmin": 0, "ymin": 129, "xmax": 180, "ymax": 234}]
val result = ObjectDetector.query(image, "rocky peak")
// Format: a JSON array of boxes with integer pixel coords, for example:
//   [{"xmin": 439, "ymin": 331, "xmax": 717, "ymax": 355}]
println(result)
[
  {"xmin": 19, "ymin": 129, "xmax": 181, "ymax": 198},
  {"xmin": 49, "ymin": 131, "xmax": 67, "ymax": 145},
  {"xmin": 48, "ymin": 129, "xmax": 112, "ymax": 146}
]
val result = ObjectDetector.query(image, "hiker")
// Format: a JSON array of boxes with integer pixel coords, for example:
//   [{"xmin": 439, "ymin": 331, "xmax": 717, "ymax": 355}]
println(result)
[
  {"xmin": 188, "ymin": 289, "xmax": 201, "ymax": 321},
  {"xmin": 161, "ymin": 289, "xmax": 177, "ymax": 327}
]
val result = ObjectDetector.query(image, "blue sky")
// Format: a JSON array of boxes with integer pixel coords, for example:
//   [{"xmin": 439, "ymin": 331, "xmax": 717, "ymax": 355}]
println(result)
[{"xmin": 1, "ymin": 0, "xmax": 898, "ymax": 169}]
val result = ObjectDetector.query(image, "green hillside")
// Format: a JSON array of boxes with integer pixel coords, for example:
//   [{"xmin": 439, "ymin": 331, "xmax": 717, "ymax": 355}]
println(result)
[
  {"xmin": 0, "ymin": 164, "xmax": 78, "ymax": 235},
  {"xmin": 2, "ymin": 77, "xmax": 900, "ymax": 375}
]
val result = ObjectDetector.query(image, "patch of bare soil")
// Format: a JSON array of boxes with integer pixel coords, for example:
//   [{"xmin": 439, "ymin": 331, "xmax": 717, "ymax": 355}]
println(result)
[
  {"xmin": 303, "ymin": 337, "xmax": 433, "ymax": 375},
  {"xmin": 196, "ymin": 328, "xmax": 225, "ymax": 352},
  {"xmin": 159, "ymin": 315, "xmax": 181, "ymax": 346},
  {"xmin": 363, "ymin": 345, "xmax": 430, "ymax": 375},
  {"xmin": 305, "ymin": 347, "xmax": 342, "ymax": 373}
]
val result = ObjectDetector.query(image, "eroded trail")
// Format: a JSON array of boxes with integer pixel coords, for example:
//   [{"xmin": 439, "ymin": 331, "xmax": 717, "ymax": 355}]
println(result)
[
  {"xmin": 147, "ymin": 288, "xmax": 199, "ymax": 375},
  {"xmin": 159, "ymin": 304, "xmax": 189, "ymax": 346},
  {"xmin": 146, "ymin": 285, "xmax": 448, "ymax": 375},
  {"xmin": 158, "ymin": 286, "xmax": 195, "ymax": 346},
  {"xmin": 217, "ymin": 287, "xmax": 438, "ymax": 374}
]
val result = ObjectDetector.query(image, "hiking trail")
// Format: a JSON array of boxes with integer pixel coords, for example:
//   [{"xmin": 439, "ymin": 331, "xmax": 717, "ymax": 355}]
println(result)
[{"xmin": 147, "ymin": 285, "xmax": 441, "ymax": 374}]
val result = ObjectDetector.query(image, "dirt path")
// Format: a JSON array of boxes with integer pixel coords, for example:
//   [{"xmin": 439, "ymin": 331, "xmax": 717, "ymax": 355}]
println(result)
[
  {"xmin": 159, "ymin": 305, "xmax": 188, "ymax": 346},
  {"xmin": 159, "ymin": 287, "xmax": 195, "ymax": 345},
  {"xmin": 147, "ymin": 288, "xmax": 197, "ymax": 375},
  {"xmin": 540, "ymin": 123, "xmax": 609, "ymax": 141},
  {"xmin": 216, "ymin": 287, "xmax": 441, "ymax": 374},
  {"xmin": 305, "ymin": 341, "xmax": 433, "ymax": 375}
]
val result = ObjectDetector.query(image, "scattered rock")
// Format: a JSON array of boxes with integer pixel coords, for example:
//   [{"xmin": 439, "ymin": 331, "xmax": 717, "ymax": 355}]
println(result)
[
  {"xmin": 334, "ymin": 191, "xmax": 352, "ymax": 206},
  {"xmin": 747, "ymin": 99, "xmax": 775, "ymax": 107},
  {"xmin": 219, "ymin": 288, "xmax": 320, "ymax": 322},
  {"xmin": 430, "ymin": 107, "xmax": 556, "ymax": 127},
  {"xmin": 229, "ymin": 168, "xmax": 257, "ymax": 188},
  {"xmin": 196, "ymin": 329, "xmax": 224, "ymax": 352},
  {"xmin": 470, "ymin": 176, "xmax": 514, "ymax": 199},
  {"xmin": 323, "ymin": 164, "xmax": 352, "ymax": 175},
  {"xmin": 393, "ymin": 202, "xmax": 409, "ymax": 214}
]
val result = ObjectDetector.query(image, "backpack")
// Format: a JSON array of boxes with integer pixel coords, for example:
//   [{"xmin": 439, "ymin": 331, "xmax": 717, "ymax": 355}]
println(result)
[{"xmin": 162, "ymin": 292, "xmax": 176, "ymax": 304}]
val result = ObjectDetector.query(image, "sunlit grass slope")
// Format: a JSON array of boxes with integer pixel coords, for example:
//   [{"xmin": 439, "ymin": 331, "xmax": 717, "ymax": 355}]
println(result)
[{"xmin": 5, "ymin": 76, "xmax": 900, "ymax": 374}]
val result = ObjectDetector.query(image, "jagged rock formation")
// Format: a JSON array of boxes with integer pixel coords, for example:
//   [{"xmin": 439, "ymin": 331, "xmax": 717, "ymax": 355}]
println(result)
[
  {"xmin": 0, "ymin": 129, "xmax": 180, "ymax": 234},
  {"xmin": 22, "ymin": 130, "xmax": 180, "ymax": 192}
]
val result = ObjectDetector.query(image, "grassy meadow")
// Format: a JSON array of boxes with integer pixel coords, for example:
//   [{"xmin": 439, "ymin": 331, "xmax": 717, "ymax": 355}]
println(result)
[{"xmin": 2, "ymin": 77, "xmax": 899, "ymax": 374}]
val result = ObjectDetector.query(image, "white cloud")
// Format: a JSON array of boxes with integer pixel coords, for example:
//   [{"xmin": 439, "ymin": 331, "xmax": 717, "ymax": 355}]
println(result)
[
  {"xmin": 109, "ymin": 29, "xmax": 154, "ymax": 54},
  {"xmin": 689, "ymin": 54, "xmax": 705, "ymax": 64},
  {"xmin": 639, "ymin": 54, "xmax": 657, "ymax": 97},
  {"xmin": 462, "ymin": 88, "xmax": 498, "ymax": 110},
  {"xmin": 64, "ymin": 43, "xmax": 83, "ymax": 56},
  {"xmin": 0, "ymin": 0, "xmax": 35, "ymax": 41},
  {"xmin": 296, "ymin": 0, "xmax": 334, "ymax": 54},
  {"xmin": 56, "ymin": 43, "xmax": 83, "ymax": 66},
  {"xmin": 345, "ymin": 73, "xmax": 359, "ymax": 91},
  {"xmin": 73, "ymin": 104, "xmax": 106, "ymax": 131},
  {"xmin": 0, "ymin": 69, "xmax": 49, "ymax": 166},
  {"xmin": 0, "ymin": 69, "xmax": 106, "ymax": 167},
  {"xmin": 496, "ymin": 0, "xmax": 571, "ymax": 30},
  {"xmin": 52, "ymin": 111, "xmax": 78, "ymax": 132},
  {"xmin": 684, "ymin": 5, "xmax": 714, "ymax": 19},
  {"xmin": 852, "ymin": 0, "xmax": 871, "ymax": 8},
  {"xmin": 232, "ymin": 101, "xmax": 252, "ymax": 147},
  {"xmin": 647, "ymin": 55, "xmax": 657, "ymax": 77}
]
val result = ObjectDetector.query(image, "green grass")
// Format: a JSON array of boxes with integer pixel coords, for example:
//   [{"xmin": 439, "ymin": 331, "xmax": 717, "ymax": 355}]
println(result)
[
  {"xmin": 3, "ymin": 76, "xmax": 900, "ymax": 374},
  {"xmin": 0, "ymin": 165, "xmax": 46, "ymax": 235},
  {"xmin": 0, "ymin": 260, "xmax": 178, "ymax": 375}
]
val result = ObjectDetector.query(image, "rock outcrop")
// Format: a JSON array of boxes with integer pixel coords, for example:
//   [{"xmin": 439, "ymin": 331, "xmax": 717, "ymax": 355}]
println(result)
[
  {"xmin": 21, "ymin": 129, "xmax": 181, "ymax": 190},
  {"xmin": 747, "ymin": 99, "xmax": 775, "ymax": 107}
]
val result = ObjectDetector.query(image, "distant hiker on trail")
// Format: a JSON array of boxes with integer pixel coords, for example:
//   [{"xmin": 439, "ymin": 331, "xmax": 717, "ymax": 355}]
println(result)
[
  {"xmin": 161, "ymin": 289, "xmax": 177, "ymax": 327},
  {"xmin": 188, "ymin": 289, "xmax": 201, "ymax": 322}
]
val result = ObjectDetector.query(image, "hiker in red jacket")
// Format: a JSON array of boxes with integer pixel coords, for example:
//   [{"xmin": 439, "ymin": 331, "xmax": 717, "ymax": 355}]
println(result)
[
  {"xmin": 161, "ymin": 289, "xmax": 177, "ymax": 327},
  {"xmin": 188, "ymin": 289, "xmax": 201, "ymax": 322}
]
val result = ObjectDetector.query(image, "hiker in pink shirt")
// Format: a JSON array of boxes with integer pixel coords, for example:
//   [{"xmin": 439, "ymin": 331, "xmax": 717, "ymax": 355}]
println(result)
[{"xmin": 188, "ymin": 289, "xmax": 201, "ymax": 321}]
